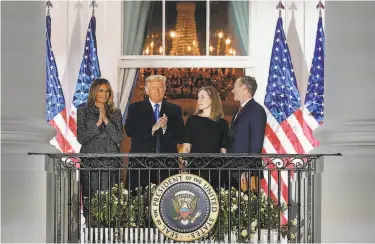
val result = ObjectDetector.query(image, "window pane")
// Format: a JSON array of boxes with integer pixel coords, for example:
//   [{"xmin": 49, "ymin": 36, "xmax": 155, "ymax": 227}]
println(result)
[
  {"xmin": 123, "ymin": 1, "xmax": 156, "ymax": 55},
  {"xmin": 166, "ymin": 1, "xmax": 206, "ymax": 56},
  {"xmin": 143, "ymin": 1, "xmax": 163, "ymax": 55},
  {"xmin": 210, "ymin": 1, "xmax": 249, "ymax": 56}
]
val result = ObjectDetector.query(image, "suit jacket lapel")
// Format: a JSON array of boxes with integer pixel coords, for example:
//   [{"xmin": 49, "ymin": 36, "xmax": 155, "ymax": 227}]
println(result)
[
  {"xmin": 231, "ymin": 113, "xmax": 236, "ymax": 125},
  {"xmin": 144, "ymin": 100, "xmax": 156, "ymax": 123},
  {"xmin": 233, "ymin": 106, "xmax": 245, "ymax": 123},
  {"xmin": 231, "ymin": 99, "xmax": 254, "ymax": 125},
  {"xmin": 159, "ymin": 100, "xmax": 167, "ymax": 118}
]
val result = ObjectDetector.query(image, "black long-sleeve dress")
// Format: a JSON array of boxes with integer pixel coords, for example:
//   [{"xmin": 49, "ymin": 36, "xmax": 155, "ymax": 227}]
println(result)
[{"xmin": 183, "ymin": 115, "xmax": 229, "ymax": 189}]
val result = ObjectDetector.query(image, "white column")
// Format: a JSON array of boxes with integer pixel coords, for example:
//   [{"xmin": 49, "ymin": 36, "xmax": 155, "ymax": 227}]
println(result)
[
  {"xmin": 1, "ymin": 1, "xmax": 57, "ymax": 242},
  {"xmin": 313, "ymin": 2, "xmax": 375, "ymax": 242}
]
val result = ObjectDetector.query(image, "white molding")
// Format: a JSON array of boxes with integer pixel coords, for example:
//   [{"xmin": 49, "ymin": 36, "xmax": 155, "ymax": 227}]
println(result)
[
  {"xmin": 244, "ymin": 68, "xmax": 253, "ymax": 76},
  {"xmin": 118, "ymin": 56, "xmax": 254, "ymax": 68},
  {"xmin": 1, "ymin": 119, "xmax": 58, "ymax": 154},
  {"xmin": 313, "ymin": 120, "xmax": 375, "ymax": 155}
]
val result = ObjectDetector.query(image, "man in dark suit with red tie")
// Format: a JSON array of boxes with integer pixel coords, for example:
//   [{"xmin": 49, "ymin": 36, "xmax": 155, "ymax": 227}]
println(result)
[
  {"xmin": 125, "ymin": 75, "xmax": 184, "ymax": 190},
  {"xmin": 227, "ymin": 76, "xmax": 267, "ymax": 191}
]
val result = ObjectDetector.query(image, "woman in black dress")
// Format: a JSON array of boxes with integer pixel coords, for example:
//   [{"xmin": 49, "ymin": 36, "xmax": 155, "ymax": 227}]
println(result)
[
  {"xmin": 77, "ymin": 78, "xmax": 124, "ymax": 218},
  {"xmin": 183, "ymin": 86, "xmax": 229, "ymax": 189}
]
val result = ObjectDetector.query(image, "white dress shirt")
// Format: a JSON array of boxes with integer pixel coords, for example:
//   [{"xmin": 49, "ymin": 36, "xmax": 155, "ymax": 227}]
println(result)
[{"xmin": 241, "ymin": 98, "xmax": 252, "ymax": 108}]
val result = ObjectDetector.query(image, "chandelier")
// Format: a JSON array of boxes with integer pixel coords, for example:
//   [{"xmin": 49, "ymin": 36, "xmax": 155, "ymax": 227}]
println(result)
[{"xmin": 143, "ymin": 2, "xmax": 237, "ymax": 56}]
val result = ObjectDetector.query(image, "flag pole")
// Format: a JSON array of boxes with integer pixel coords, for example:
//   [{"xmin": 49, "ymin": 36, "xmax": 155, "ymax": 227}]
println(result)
[
  {"xmin": 46, "ymin": 0, "xmax": 53, "ymax": 16},
  {"xmin": 316, "ymin": 1, "xmax": 325, "ymax": 17},
  {"xmin": 89, "ymin": 0, "xmax": 98, "ymax": 16},
  {"xmin": 276, "ymin": 1, "xmax": 285, "ymax": 18}
]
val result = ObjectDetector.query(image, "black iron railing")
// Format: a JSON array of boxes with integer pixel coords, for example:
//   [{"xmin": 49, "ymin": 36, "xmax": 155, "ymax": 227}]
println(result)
[{"xmin": 29, "ymin": 153, "xmax": 340, "ymax": 243}]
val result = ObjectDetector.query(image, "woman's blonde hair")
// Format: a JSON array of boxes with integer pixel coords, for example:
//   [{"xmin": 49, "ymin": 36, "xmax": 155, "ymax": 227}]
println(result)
[
  {"xmin": 194, "ymin": 86, "xmax": 224, "ymax": 121},
  {"xmin": 87, "ymin": 78, "xmax": 116, "ymax": 117}
]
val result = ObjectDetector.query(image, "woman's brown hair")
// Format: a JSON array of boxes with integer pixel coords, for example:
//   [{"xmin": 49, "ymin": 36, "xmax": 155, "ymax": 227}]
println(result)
[
  {"xmin": 194, "ymin": 86, "xmax": 224, "ymax": 121},
  {"xmin": 86, "ymin": 78, "xmax": 116, "ymax": 117}
]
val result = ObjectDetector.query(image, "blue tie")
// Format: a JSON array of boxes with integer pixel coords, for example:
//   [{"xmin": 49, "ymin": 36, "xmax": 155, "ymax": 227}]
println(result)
[
  {"xmin": 154, "ymin": 104, "xmax": 160, "ymax": 121},
  {"xmin": 154, "ymin": 104, "xmax": 161, "ymax": 153}
]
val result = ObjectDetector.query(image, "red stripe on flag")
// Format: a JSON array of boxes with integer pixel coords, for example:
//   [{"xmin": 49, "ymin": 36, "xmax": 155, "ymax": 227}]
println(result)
[
  {"xmin": 49, "ymin": 108, "xmax": 77, "ymax": 153},
  {"xmin": 264, "ymin": 124, "xmax": 288, "ymax": 154},
  {"xmin": 261, "ymin": 170, "xmax": 289, "ymax": 225},
  {"xmin": 68, "ymin": 115, "xmax": 77, "ymax": 137},
  {"xmin": 294, "ymin": 109, "xmax": 320, "ymax": 148},
  {"xmin": 267, "ymin": 170, "xmax": 289, "ymax": 206},
  {"xmin": 50, "ymin": 119, "xmax": 75, "ymax": 154},
  {"xmin": 279, "ymin": 119, "xmax": 305, "ymax": 154},
  {"xmin": 49, "ymin": 119, "xmax": 66, "ymax": 151},
  {"xmin": 262, "ymin": 120, "xmax": 299, "ymax": 226},
  {"xmin": 261, "ymin": 148, "xmax": 290, "ymax": 225},
  {"xmin": 261, "ymin": 157, "xmax": 289, "ymax": 202},
  {"xmin": 60, "ymin": 107, "xmax": 67, "ymax": 118}
]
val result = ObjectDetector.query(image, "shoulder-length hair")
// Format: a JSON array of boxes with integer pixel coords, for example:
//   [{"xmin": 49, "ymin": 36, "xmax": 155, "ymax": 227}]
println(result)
[
  {"xmin": 86, "ymin": 78, "xmax": 116, "ymax": 116},
  {"xmin": 194, "ymin": 86, "xmax": 224, "ymax": 121}
]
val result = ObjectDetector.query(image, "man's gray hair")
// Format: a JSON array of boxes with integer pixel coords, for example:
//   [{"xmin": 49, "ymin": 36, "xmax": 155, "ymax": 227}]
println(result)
[
  {"xmin": 238, "ymin": 76, "xmax": 258, "ymax": 96},
  {"xmin": 145, "ymin": 75, "xmax": 166, "ymax": 88}
]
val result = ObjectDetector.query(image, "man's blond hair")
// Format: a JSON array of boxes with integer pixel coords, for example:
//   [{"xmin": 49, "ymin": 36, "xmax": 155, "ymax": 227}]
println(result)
[{"xmin": 145, "ymin": 75, "xmax": 166, "ymax": 88}]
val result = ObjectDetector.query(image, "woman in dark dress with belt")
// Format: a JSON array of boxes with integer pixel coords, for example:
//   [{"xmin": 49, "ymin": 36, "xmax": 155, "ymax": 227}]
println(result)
[
  {"xmin": 183, "ymin": 86, "xmax": 229, "ymax": 189},
  {"xmin": 77, "ymin": 78, "xmax": 124, "ymax": 217}
]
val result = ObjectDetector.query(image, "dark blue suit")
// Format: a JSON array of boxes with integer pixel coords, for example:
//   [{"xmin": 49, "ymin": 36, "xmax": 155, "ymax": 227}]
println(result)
[
  {"xmin": 228, "ymin": 99, "xmax": 267, "ymax": 154},
  {"xmin": 227, "ymin": 99, "xmax": 267, "ymax": 187},
  {"xmin": 124, "ymin": 99, "xmax": 184, "ymax": 192}
]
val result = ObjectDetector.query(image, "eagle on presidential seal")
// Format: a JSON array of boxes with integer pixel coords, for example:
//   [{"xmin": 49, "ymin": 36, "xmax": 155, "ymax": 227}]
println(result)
[{"xmin": 172, "ymin": 190, "xmax": 202, "ymax": 225}]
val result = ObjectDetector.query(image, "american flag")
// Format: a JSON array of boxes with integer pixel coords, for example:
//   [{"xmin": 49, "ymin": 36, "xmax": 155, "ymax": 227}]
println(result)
[
  {"xmin": 261, "ymin": 17, "xmax": 319, "ymax": 224},
  {"xmin": 46, "ymin": 14, "xmax": 68, "ymax": 152},
  {"xmin": 304, "ymin": 16, "xmax": 324, "ymax": 124},
  {"xmin": 66, "ymin": 16, "xmax": 101, "ymax": 154}
]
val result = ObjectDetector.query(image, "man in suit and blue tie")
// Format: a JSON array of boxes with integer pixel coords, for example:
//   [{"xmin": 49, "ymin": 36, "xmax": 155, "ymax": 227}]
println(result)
[
  {"xmin": 125, "ymin": 75, "xmax": 184, "ymax": 153},
  {"xmin": 125, "ymin": 75, "xmax": 184, "ymax": 189},
  {"xmin": 228, "ymin": 76, "xmax": 267, "ymax": 191}
]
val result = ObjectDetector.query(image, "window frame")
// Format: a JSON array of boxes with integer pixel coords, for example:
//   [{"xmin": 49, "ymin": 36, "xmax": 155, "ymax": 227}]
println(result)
[{"xmin": 119, "ymin": 0, "xmax": 256, "ymax": 75}]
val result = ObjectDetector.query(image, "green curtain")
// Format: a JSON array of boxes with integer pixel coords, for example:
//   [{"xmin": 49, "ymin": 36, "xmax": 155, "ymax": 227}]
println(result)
[{"xmin": 228, "ymin": 1, "xmax": 249, "ymax": 55}]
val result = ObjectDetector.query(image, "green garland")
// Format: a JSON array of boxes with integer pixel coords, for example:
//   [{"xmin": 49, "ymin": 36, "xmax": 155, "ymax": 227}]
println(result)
[{"xmin": 84, "ymin": 183, "xmax": 298, "ymax": 242}]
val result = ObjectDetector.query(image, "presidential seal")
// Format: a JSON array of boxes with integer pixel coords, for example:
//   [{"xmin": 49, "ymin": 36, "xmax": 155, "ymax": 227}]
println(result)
[{"xmin": 151, "ymin": 173, "xmax": 219, "ymax": 242}]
